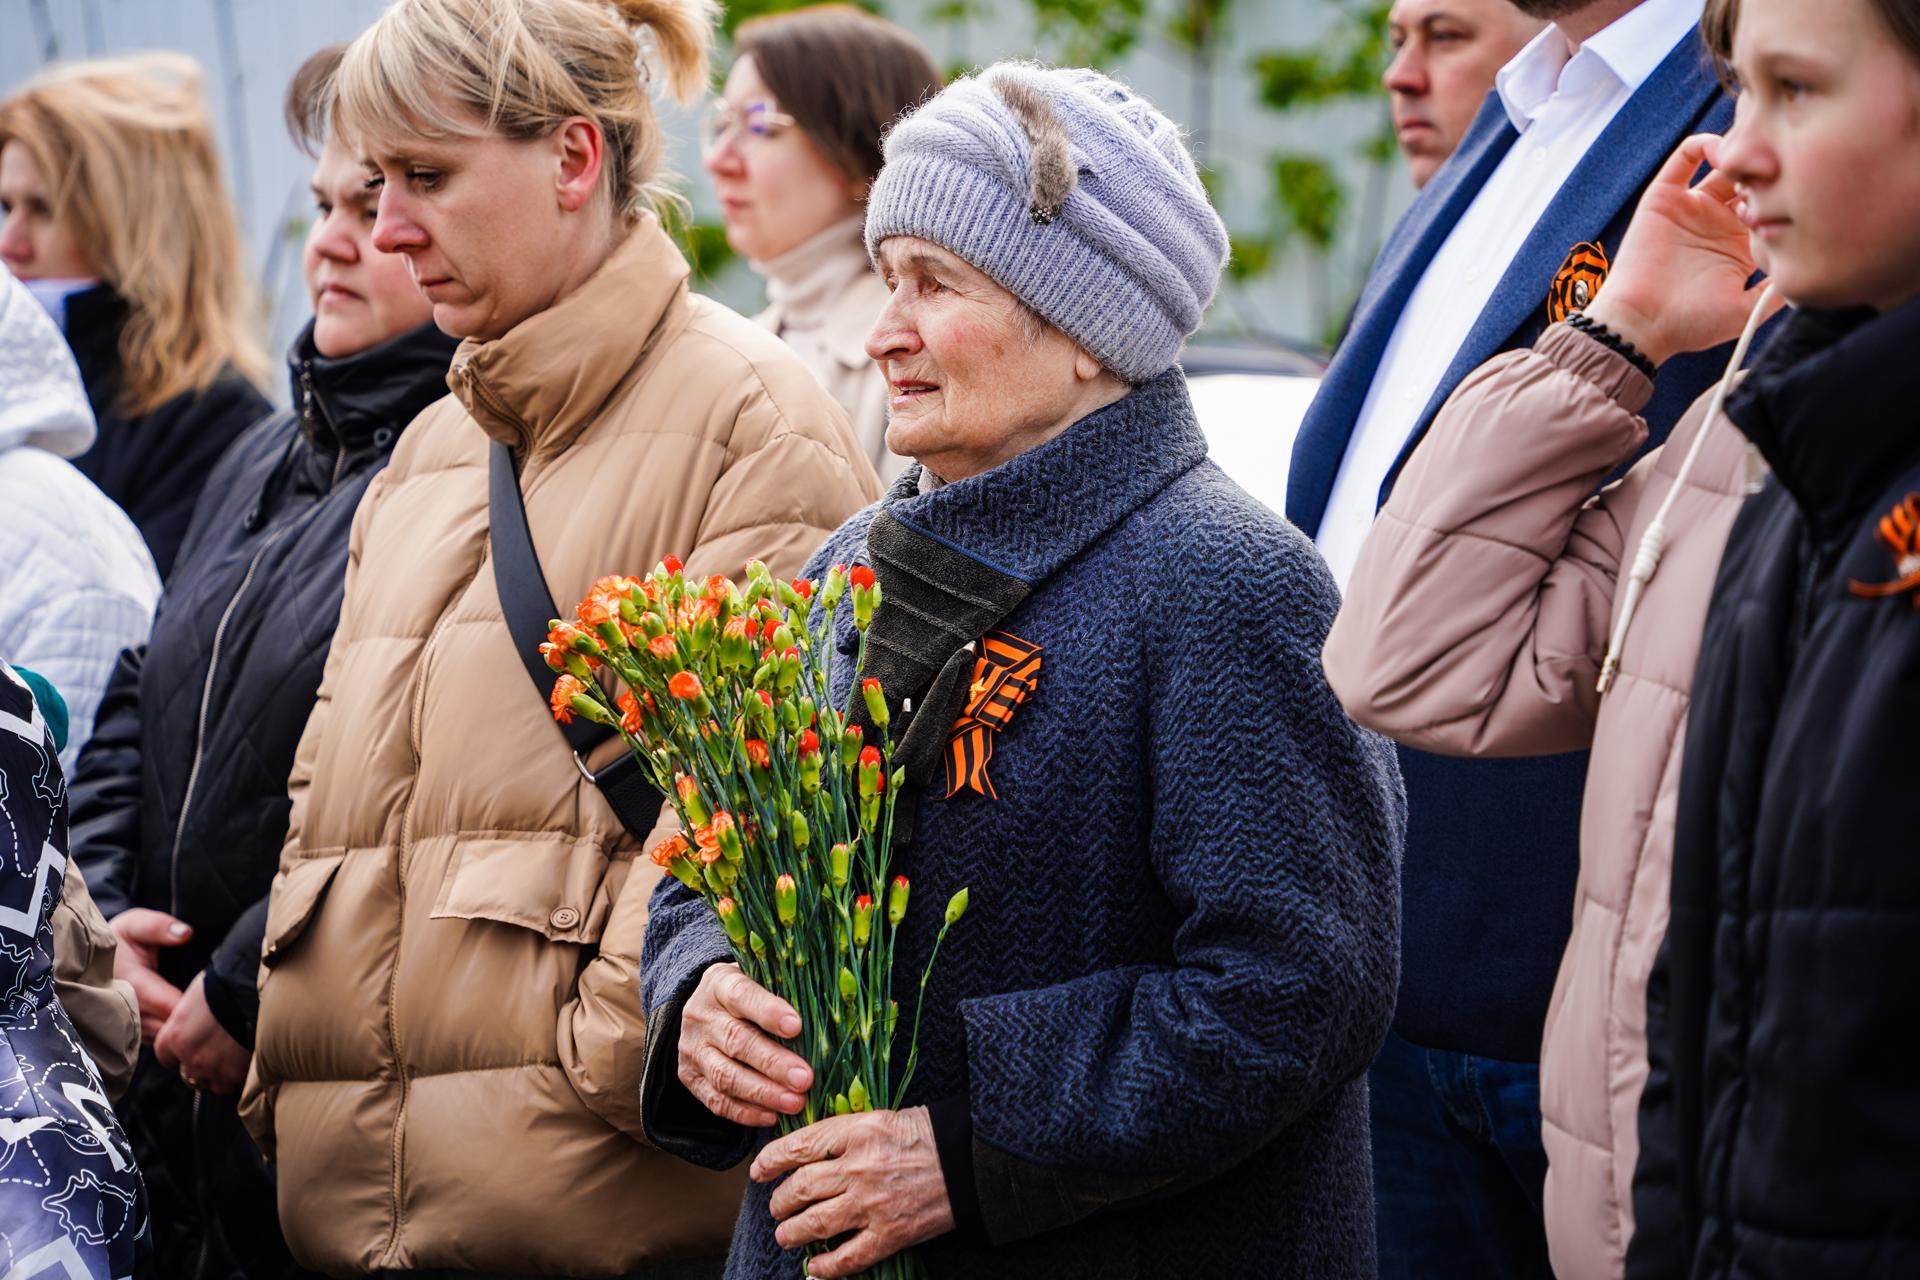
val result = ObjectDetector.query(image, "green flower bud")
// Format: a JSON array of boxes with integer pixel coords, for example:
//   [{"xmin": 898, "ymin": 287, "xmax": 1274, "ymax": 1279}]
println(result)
[
  {"xmin": 569, "ymin": 694, "xmax": 615, "ymax": 727},
  {"xmin": 833, "ymin": 1093, "xmax": 851, "ymax": 1117},
  {"xmin": 790, "ymin": 811, "xmax": 810, "ymax": 851},
  {"xmin": 667, "ymin": 859, "xmax": 706, "ymax": 894},
  {"xmin": 819, "ymin": 564, "xmax": 848, "ymax": 610},
  {"xmin": 830, "ymin": 842, "xmax": 851, "ymax": 889},
  {"xmin": 675, "ymin": 774, "xmax": 709, "ymax": 828},
  {"xmin": 839, "ymin": 967, "xmax": 857, "ymax": 1004},
  {"xmin": 595, "ymin": 618, "xmax": 628, "ymax": 656},
  {"xmin": 849, "ymin": 1077, "xmax": 870, "ymax": 1113},
  {"xmin": 775, "ymin": 648, "xmax": 802, "ymax": 698},
  {"xmin": 775, "ymin": 873, "xmax": 797, "ymax": 928},
  {"xmin": 888, "ymin": 875, "xmax": 910, "ymax": 927},
  {"xmin": 861, "ymin": 678, "xmax": 889, "ymax": 733},
  {"xmin": 853, "ymin": 895, "xmax": 873, "ymax": 947},
  {"xmin": 944, "ymin": 887, "xmax": 970, "ymax": 926},
  {"xmin": 716, "ymin": 896, "xmax": 747, "ymax": 946}
]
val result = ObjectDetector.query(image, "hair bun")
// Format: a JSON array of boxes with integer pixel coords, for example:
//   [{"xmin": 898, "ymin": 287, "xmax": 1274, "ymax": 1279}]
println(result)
[{"xmin": 601, "ymin": 0, "xmax": 717, "ymax": 103}]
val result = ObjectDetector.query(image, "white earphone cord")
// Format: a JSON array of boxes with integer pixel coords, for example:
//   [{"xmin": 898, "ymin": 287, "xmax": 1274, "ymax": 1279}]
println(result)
[{"xmin": 1595, "ymin": 283, "xmax": 1777, "ymax": 696}]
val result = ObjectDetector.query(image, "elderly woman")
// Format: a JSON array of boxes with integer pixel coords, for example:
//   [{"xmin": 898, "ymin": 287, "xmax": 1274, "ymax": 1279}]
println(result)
[
  {"xmin": 640, "ymin": 63, "xmax": 1406, "ymax": 1280},
  {"xmin": 236, "ymin": 0, "xmax": 878, "ymax": 1276}
]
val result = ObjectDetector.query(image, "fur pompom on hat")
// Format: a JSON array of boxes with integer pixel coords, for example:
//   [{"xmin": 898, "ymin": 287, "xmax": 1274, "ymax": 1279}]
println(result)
[{"xmin": 864, "ymin": 62, "xmax": 1230, "ymax": 383}]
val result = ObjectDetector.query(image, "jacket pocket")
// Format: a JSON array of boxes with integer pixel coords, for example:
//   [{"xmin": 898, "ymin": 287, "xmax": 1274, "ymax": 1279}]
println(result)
[
  {"xmin": 260, "ymin": 853, "xmax": 347, "ymax": 967},
  {"xmin": 429, "ymin": 835, "xmax": 609, "ymax": 945}
]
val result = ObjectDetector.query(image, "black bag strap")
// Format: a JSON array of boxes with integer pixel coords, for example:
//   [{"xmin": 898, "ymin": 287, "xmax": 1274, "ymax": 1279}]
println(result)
[{"xmin": 489, "ymin": 440, "xmax": 662, "ymax": 840}]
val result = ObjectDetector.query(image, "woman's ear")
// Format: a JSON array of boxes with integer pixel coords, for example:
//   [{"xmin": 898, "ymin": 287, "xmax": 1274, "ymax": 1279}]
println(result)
[
  {"xmin": 1073, "ymin": 346, "xmax": 1106, "ymax": 382},
  {"xmin": 554, "ymin": 116, "xmax": 607, "ymax": 214}
]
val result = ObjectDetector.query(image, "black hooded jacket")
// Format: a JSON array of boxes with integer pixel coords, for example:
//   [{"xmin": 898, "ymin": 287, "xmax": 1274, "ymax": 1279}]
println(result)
[
  {"xmin": 70, "ymin": 317, "xmax": 458, "ymax": 1040},
  {"xmin": 1627, "ymin": 296, "xmax": 1920, "ymax": 1279},
  {"xmin": 62, "ymin": 283, "xmax": 273, "ymax": 579},
  {"xmin": 66, "ymin": 318, "xmax": 456, "ymax": 1280}
]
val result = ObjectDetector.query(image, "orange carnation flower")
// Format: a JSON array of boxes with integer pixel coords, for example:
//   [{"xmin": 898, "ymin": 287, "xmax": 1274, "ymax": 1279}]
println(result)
[
  {"xmin": 669, "ymin": 672, "xmax": 704, "ymax": 701},
  {"xmin": 648, "ymin": 833, "xmax": 690, "ymax": 868},
  {"xmin": 549, "ymin": 674, "xmax": 587, "ymax": 725}
]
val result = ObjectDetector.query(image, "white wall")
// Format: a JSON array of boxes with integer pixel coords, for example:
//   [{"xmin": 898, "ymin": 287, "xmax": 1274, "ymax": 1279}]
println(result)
[{"xmin": 1, "ymin": 0, "xmax": 1413, "ymax": 403}]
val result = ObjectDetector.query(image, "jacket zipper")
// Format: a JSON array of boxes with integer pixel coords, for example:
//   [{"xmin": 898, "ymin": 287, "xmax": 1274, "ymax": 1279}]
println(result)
[
  {"xmin": 379, "ymin": 561, "xmax": 484, "ymax": 1265},
  {"xmin": 301, "ymin": 363, "xmax": 352, "ymax": 490},
  {"xmin": 169, "ymin": 526, "xmax": 293, "ymax": 916},
  {"xmin": 190, "ymin": 1090, "xmax": 210, "ymax": 1280},
  {"xmin": 168, "ymin": 387, "xmax": 372, "ymax": 917},
  {"xmin": 460, "ymin": 365, "xmax": 536, "ymax": 454}
]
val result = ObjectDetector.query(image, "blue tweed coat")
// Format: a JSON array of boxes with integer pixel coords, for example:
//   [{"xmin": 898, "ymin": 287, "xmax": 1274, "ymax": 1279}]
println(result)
[{"xmin": 641, "ymin": 372, "xmax": 1405, "ymax": 1279}]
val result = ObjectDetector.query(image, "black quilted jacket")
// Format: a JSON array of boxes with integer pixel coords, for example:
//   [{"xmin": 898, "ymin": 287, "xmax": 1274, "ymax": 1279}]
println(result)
[
  {"xmin": 1627, "ymin": 297, "xmax": 1920, "ymax": 1279},
  {"xmin": 67, "ymin": 319, "xmax": 455, "ymax": 1280}
]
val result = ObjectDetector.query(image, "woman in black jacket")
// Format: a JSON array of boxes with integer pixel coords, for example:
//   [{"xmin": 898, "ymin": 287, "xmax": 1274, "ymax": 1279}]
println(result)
[
  {"xmin": 0, "ymin": 52, "xmax": 270, "ymax": 578},
  {"xmin": 64, "ymin": 47, "xmax": 454, "ymax": 1280},
  {"xmin": 1619, "ymin": 0, "xmax": 1920, "ymax": 1276}
]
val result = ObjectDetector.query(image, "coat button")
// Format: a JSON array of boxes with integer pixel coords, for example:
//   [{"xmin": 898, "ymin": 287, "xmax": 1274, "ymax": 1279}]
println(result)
[{"xmin": 549, "ymin": 906, "xmax": 580, "ymax": 930}]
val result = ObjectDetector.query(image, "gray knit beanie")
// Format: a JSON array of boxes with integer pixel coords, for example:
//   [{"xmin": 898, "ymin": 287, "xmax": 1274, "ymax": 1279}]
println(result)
[{"xmin": 864, "ymin": 62, "xmax": 1229, "ymax": 384}]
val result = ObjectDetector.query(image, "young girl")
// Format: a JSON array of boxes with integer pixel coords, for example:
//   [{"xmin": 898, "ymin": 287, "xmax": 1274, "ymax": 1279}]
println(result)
[{"xmin": 1322, "ymin": 0, "xmax": 1920, "ymax": 1274}]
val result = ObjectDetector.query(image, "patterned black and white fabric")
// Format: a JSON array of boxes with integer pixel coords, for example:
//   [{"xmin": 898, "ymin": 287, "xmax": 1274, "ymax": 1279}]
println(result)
[{"xmin": 0, "ymin": 663, "xmax": 143, "ymax": 1279}]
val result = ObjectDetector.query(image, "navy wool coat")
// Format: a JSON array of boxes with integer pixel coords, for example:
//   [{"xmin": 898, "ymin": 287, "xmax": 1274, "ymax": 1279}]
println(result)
[{"xmin": 640, "ymin": 371, "xmax": 1406, "ymax": 1279}]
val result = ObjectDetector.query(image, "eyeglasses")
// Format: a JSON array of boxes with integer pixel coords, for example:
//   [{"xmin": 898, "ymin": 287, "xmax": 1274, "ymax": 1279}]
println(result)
[{"xmin": 699, "ymin": 99, "xmax": 798, "ymax": 154}]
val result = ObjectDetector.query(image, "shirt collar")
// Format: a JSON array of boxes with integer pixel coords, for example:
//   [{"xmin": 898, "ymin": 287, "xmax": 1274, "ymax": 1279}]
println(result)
[{"xmin": 1498, "ymin": 0, "xmax": 1704, "ymax": 132}]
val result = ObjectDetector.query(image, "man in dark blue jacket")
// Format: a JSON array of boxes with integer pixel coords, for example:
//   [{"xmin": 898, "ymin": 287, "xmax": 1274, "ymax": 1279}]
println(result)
[{"xmin": 1285, "ymin": 1, "xmax": 1735, "ymax": 1275}]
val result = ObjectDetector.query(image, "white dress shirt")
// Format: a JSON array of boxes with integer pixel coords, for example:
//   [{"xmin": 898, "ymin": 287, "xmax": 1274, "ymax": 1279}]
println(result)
[{"xmin": 1314, "ymin": 0, "xmax": 1703, "ymax": 589}]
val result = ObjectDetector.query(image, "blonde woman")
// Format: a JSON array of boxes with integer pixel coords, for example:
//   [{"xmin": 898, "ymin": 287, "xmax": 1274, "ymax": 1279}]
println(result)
[
  {"xmin": 235, "ymin": 0, "xmax": 879, "ymax": 1275},
  {"xmin": 0, "ymin": 53, "xmax": 269, "ymax": 577}
]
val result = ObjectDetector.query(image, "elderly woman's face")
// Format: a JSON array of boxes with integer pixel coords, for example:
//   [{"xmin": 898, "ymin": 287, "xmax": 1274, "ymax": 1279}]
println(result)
[
  {"xmin": 867, "ymin": 236, "xmax": 1107, "ymax": 482},
  {"xmin": 363, "ymin": 119, "xmax": 606, "ymax": 342}
]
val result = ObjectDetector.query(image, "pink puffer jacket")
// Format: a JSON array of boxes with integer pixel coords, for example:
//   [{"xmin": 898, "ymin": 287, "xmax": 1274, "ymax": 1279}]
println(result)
[{"xmin": 1322, "ymin": 323, "xmax": 1754, "ymax": 1280}]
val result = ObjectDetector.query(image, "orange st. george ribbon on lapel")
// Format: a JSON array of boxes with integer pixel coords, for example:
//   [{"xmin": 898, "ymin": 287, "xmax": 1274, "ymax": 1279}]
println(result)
[{"xmin": 944, "ymin": 631, "xmax": 1042, "ymax": 800}]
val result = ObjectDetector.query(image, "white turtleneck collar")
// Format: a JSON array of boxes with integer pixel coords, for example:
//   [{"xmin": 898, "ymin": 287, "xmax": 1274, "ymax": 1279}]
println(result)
[{"xmin": 754, "ymin": 214, "xmax": 872, "ymax": 331}]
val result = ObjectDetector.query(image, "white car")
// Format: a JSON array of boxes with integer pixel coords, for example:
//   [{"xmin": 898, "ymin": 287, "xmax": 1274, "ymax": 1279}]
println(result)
[{"xmin": 1185, "ymin": 342, "xmax": 1324, "ymax": 520}]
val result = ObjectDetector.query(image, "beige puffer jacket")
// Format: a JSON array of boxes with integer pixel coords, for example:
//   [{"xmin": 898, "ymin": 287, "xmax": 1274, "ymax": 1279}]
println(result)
[
  {"xmin": 54, "ymin": 857, "xmax": 139, "ymax": 1098},
  {"xmin": 1323, "ymin": 324, "xmax": 1753, "ymax": 1280},
  {"xmin": 238, "ymin": 216, "xmax": 881, "ymax": 1276}
]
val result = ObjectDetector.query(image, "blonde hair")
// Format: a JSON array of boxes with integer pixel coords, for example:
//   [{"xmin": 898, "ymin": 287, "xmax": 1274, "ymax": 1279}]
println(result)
[
  {"xmin": 333, "ymin": 0, "xmax": 715, "ymax": 221},
  {"xmin": 0, "ymin": 53, "xmax": 267, "ymax": 416}
]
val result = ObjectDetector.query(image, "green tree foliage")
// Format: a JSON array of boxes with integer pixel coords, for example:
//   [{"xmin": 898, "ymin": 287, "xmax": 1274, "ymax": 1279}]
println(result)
[{"xmin": 675, "ymin": 0, "xmax": 1393, "ymax": 344}]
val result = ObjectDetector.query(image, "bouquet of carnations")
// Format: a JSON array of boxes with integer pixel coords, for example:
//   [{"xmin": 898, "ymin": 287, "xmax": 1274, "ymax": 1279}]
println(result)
[{"xmin": 541, "ymin": 556, "xmax": 964, "ymax": 1278}]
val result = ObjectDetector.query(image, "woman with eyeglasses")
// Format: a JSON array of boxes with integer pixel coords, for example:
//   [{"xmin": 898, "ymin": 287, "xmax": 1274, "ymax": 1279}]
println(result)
[{"xmin": 703, "ymin": 5, "xmax": 941, "ymax": 483}]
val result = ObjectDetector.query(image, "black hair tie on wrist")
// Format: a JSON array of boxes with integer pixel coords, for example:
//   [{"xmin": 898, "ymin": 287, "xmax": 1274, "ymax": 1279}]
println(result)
[{"xmin": 1566, "ymin": 311, "xmax": 1657, "ymax": 380}]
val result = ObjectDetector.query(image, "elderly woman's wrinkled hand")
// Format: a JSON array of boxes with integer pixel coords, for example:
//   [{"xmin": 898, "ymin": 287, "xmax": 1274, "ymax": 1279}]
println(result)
[
  {"xmin": 679, "ymin": 962, "xmax": 813, "ymax": 1128},
  {"xmin": 751, "ymin": 1107, "xmax": 955, "ymax": 1277}
]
